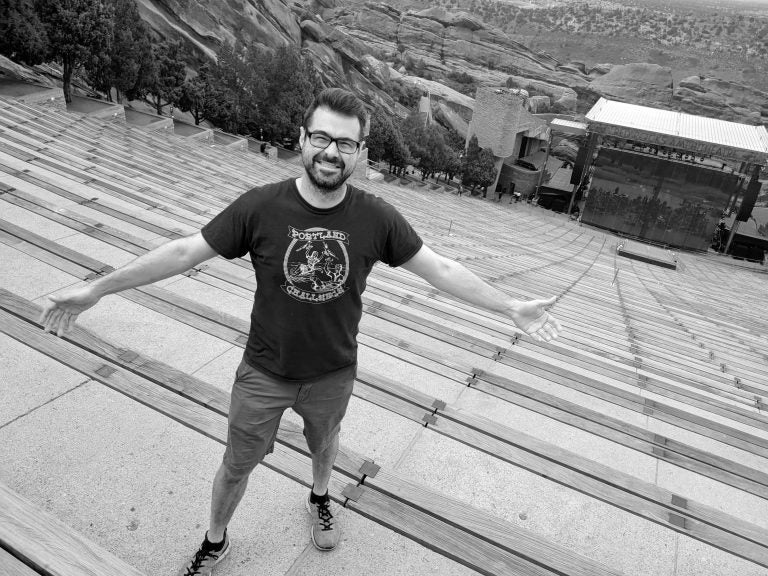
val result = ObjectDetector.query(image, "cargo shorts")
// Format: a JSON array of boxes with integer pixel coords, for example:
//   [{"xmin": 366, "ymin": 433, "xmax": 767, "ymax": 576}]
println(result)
[{"xmin": 223, "ymin": 356, "xmax": 356, "ymax": 473}]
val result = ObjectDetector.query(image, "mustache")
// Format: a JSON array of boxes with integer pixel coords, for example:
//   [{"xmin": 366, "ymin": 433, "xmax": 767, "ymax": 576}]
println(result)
[{"xmin": 313, "ymin": 152, "xmax": 343, "ymax": 167}]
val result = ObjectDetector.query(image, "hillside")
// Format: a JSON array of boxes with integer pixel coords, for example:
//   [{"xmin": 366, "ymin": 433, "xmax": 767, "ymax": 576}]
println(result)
[
  {"xmin": 40, "ymin": 0, "xmax": 764, "ymax": 129},
  {"xmin": 391, "ymin": 0, "xmax": 768, "ymax": 92}
]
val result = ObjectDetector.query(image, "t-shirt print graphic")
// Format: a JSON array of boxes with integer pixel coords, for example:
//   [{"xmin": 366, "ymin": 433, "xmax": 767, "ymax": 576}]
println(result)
[{"xmin": 282, "ymin": 226, "xmax": 350, "ymax": 303}]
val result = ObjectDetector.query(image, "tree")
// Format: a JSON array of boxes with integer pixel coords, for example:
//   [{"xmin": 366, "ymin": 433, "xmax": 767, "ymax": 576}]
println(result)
[
  {"xmin": 205, "ymin": 42, "xmax": 251, "ymax": 133},
  {"xmin": 461, "ymin": 135, "xmax": 497, "ymax": 194},
  {"xmin": 178, "ymin": 63, "xmax": 221, "ymax": 125},
  {"xmin": 399, "ymin": 114, "xmax": 457, "ymax": 181},
  {"xmin": 35, "ymin": 0, "xmax": 115, "ymax": 104},
  {"xmin": 255, "ymin": 46, "xmax": 319, "ymax": 141},
  {"xmin": 366, "ymin": 109, "xmax": 395, "ymax": 163},
  {"xmin": 366, "ymin": 109, "xmax": 411, "ymax": 175},
  {"xmin": 0, "ymin": 0, "xmax": 48, "ymax": 65},
  {"xmin": 144, "ymin": 40, "xmax": 186, "ymax": 115},
  {"xmin": 202, "ymin": 43, "xmax": 318, "ymax": 139},
  {"xmin": 385, "ymin": 80, "xmax": 422, "ymax": 110},
  {"xmin": 442, "ymin": 152, "xmax": 461, "ymax": 182},
  {"xmin": 124, "ymin": 29, "xmax": 153, "ymax": 102},
  {"xmin": 105, "ymin": 0, "xmax": 152, "ymax": 102},
  {"xmin": 87, "ymin": 0, "xmax": 148, "ymax": 102}
]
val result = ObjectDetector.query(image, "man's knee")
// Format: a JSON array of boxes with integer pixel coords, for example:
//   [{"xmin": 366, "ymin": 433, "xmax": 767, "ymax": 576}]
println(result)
[
  {"xmin": 309, "ymin": 428, "xmax": 339, "ymax": 457},
  {"xmin": 218, "ymin": 461, "xmax": 254, "ymax": 485}
]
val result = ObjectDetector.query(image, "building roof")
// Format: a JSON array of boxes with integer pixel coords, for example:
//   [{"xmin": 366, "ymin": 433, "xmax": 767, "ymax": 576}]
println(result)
[
  {"xmin": 585, "ymin": 98, "xmax": 768, "ymax": 162},
  {"xmin": 550, "ymin": 118, "xmax": 588, "ymax": 136},
  {"xmin": 542, "ymin": 166, "xmax": 574, "ymax": 193}
]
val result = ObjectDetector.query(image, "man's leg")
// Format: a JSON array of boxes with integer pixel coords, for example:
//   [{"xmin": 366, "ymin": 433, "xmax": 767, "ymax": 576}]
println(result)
[
  {"xmin": 207, "ymin": 464, "xmax": 251, "ymax": 542},
  {"xmin": 310, "ymin": 432, "xmax": 339, "ymax": 496},
  {"xmin": 305, "ymin": 431, "xmax": 342, "ymax": 551},
  {"xmin": 295, "ymin": 366, "xmax": 355, "ymax": 551}
]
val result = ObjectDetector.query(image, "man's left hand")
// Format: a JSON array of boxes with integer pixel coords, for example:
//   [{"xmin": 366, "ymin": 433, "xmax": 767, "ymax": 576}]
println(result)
[{"xmin": 507, "ymin": 296, "xmax": 562, "ymax": 342}]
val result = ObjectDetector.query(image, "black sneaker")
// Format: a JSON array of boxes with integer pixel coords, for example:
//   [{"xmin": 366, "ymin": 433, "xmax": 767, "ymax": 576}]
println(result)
[
  {"xmin": 306, "ymin": 492, "xmax": 341, "ymax": 551},
  {"xmin": 177, "ymin": 531, "xmax": 230, "ymax": 576}
]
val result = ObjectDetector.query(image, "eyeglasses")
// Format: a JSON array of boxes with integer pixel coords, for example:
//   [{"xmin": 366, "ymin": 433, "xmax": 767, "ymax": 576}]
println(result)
[{"xmin": 305, "ymin": 130, "xmax": 361, "ymax": 154}]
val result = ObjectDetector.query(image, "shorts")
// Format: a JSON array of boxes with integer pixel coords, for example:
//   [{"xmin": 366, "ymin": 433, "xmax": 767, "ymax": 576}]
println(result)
[{"xmin": 223, "ymin": 357, "xmax": 356, "ymax": 473}]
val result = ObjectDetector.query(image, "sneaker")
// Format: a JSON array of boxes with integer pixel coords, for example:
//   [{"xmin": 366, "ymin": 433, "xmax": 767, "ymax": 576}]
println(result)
[
  {"xmin": 306, "ymin": 491, "xmax": 340, "ymax": 551},
  {"xmin": 177, "ymin": 531, "xmax": 230, "ymax": 576}
]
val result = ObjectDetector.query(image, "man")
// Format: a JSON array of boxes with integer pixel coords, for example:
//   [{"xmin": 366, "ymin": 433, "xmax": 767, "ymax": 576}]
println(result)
[{"xmin": 40, "ymin": 88, "xmax": 562, "ymax": 575}]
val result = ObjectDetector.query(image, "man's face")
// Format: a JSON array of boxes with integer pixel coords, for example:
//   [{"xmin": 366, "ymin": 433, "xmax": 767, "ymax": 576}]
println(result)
[{"xmin": 300, "ymin": 106, "xmax": 363, "ymax": 192}]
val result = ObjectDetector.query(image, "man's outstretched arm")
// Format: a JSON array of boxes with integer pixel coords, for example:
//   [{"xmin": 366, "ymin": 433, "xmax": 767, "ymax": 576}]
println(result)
[
  {"xmin": 39, "ymin": 232, "xmax": 219, "ymax": 336},
  {"xmin": 400, "ymin": 245, "xmax": 562, "ymax": 342}
]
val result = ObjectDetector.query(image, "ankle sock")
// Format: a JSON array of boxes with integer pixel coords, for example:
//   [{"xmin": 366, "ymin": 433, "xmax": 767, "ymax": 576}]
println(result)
[
  {"xmin": 310, "ymin": 489, "xmax": 329, "ymax": 504},
  {"xmin": 204, "ymin": 529, "xmax": 227, "ymax": 550}
]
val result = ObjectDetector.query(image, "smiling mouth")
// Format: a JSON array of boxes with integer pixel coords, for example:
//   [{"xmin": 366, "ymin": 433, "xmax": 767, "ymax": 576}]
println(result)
[{"xmin": 315, "ymin": 159, "xmax": 342, "ymax": 170}]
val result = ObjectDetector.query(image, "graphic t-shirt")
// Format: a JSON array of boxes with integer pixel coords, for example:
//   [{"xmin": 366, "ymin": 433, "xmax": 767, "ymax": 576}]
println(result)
[{"xmin": 201, "ymin": 178, "xmax": 423, "ymax": 381}]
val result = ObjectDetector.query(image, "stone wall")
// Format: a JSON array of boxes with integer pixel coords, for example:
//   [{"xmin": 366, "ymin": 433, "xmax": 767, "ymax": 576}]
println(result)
[
  {"xmin": 468, "ymin": 88, "xmax": 537, "ymax": 158},
  {"xmin": 187, "ymin": 129, "xmax": 215, "ymax": 144},
  {"xmin": 498, "ymin": 163, "xmax": 541, "ymax": 197},
  {"xmin": 86, "ymin": 104, "xmax": 126, "ymax": 123},
  {"xmin": 17, "ymin": 88, "xmax": 66, "ymax": 112},
  {"xmin": 139, "ymin": 118, "xmax": 174, "ymax": 132}
]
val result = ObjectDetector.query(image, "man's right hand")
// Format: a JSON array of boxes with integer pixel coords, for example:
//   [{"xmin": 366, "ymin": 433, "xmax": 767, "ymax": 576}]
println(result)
[{"xmin": 39, "ymin": 285, "xmax": 101, "ymax": 337}]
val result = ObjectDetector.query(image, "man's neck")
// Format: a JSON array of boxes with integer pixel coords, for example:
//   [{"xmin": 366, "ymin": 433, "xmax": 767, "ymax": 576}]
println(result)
[{"xmin": 296, "ymin": 177, "xmax": 347, "ymax": 209}]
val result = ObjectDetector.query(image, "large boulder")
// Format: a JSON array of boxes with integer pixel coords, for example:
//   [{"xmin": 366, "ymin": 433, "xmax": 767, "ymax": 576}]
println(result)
[
  {"xmin": 360, "ymin": 54, "xmax": 390, "ymax": 89},
  {"xmin": 587, "ymin": 63, "xmax": 674, "ymax": 108},
  {"xmin": 673, "ymin": 76, "xmax": 768, "ymax": 126}
]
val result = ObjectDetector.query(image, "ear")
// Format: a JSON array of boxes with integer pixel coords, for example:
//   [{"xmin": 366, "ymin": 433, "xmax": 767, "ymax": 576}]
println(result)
[{"xmin": 298, "ymin": 126, "xmax": 306, "ymax": 150}]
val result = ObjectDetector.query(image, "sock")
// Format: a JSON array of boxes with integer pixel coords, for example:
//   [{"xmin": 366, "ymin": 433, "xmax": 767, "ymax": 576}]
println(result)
[
  {"xmin": 204, "ymin": 529, "xmax": 227, "ymax": 550},
  {"xmin": 310, "ymin": 489, "xmax": 329, "ymax": 504}
]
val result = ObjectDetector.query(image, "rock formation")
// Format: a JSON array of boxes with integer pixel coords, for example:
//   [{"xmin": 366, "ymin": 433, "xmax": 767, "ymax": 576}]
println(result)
[
  {"xmin": 121, "ymin": 0, "xmax": 768, "ymax": 129},
  {"xmin": 673, "ymin": 76, "xmax": 768, "ymax": 126},
  {"xmin": 585, "ymin": 63, "xmax": 675, "ymax": 109},
  {"xmin": 134, "ymin": 0, "xmax": 300, "ymax": 61}
]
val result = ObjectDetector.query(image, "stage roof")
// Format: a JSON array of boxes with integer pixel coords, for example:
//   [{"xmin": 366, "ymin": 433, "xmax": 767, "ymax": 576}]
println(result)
[{"xmin": 585, "ymin": 98, "xmax": 768, "ymax": 164}]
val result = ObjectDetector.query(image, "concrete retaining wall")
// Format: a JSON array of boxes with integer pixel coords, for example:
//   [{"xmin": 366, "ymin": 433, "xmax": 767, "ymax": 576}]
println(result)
[{"xmin": 14, "ymin": 87, "xmax": 66, "ymax": 111}]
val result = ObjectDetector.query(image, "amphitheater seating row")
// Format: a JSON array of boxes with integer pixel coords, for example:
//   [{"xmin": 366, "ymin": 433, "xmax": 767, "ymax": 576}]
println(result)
[{"xmin": 1, "ymin": 94, "xmax": 768, "ymax": 576}]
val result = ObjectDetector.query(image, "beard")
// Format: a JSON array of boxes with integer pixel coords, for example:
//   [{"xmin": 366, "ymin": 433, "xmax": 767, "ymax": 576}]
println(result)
[{"xmin": 303, "ymin": 150, "xmax": 354, "ymax": 192}]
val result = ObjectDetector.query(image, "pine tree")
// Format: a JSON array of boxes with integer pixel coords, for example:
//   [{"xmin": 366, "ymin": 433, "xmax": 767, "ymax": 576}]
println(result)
[
  {"xmin": 367, "ymin": 109, "xmax": 411, "ymax": 175},
  {"xmin": 178, "ymin": 63, "xmax": 220, "ymax": 125},
  {"xmin": 205, "ymin": 42, "xmax": 251, "ymax": 133},
  {"xmin": 108, "ymin": 0, "xmax": 152, "ymax": 103},
  {"xmin": 0, "ymin": 0, "xmax": 49, "ymax": 65},
  {"xmin": 35, "ymin": 0, "xmax": 115, "ymax": 104},
  {"xmin": 461, "ymin": 135, "xmax": 497, "ymax": 194},
  {"xmin": 258, "ymin": 46, "xmax": 320, "ymax": 141},
  {"xmin": 146, "ymin": 40, "xmax": 186, "ymax": 115}
]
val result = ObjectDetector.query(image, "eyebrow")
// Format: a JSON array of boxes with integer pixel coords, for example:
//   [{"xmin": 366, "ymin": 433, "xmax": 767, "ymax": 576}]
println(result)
[{"xmin": 308, "ymin": 130, "xmax": 359, "ymax": 142}]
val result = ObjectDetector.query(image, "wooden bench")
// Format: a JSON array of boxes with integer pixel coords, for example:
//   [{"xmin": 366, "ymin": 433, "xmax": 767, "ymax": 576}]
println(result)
[
  {"xmin": 5, "ymin": 271, "xmax": 768, "ymax": 567},
  {"xmin": 0, "ymin": 289, "xmax": 623, "ymax": 576},
  {"xmin": 0, "ymin": 482, "xmax": 146, "ymax": 576}
]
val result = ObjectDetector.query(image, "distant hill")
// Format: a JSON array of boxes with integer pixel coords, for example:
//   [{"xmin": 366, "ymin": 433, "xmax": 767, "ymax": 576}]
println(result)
[{"xmin": 380, "ymin": 0, "xmax": 768, "ymax": 92}]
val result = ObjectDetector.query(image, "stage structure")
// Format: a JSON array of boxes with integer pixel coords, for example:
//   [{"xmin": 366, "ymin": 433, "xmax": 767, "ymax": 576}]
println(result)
[{"xmin": 576, "ymin": 98, "xmax": 768, "ymax": 252}]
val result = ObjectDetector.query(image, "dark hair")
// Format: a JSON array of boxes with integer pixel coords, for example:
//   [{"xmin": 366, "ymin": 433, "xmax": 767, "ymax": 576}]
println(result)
[{"xmin": 303, "ymin": 88, "xmax": 368, "ymax": 140}]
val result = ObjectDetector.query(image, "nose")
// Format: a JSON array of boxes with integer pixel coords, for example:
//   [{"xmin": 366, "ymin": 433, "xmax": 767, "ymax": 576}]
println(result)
[{"xmin": 321, "ymin": 140, "xmax": 341, "ymax": 160}]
